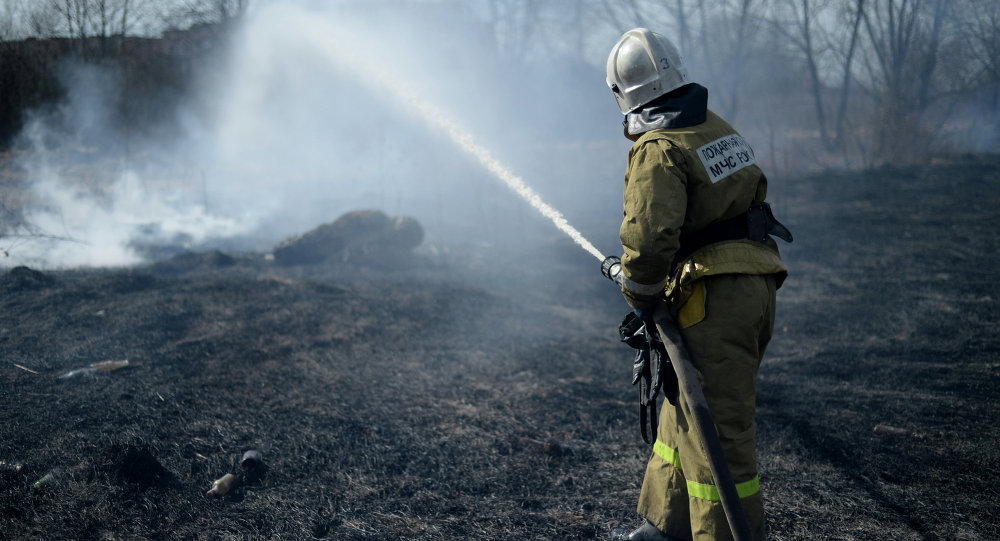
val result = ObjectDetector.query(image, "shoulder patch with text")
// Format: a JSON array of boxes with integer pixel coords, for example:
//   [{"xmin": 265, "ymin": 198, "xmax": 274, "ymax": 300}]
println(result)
[{"xmin": 696, "ymin": 134, "xmax": 756, "ymax": 183}]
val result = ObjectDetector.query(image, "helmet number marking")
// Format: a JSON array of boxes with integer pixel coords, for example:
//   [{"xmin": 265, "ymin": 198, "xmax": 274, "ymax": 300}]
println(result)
[{"xmin": 659, "ymin": 57, "xmax": 670, "ymax": 70}]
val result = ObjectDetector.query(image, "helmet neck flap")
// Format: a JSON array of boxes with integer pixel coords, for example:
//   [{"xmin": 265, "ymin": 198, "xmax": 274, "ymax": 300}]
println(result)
[{"xmin": 624, "ymin": 83, "xmax": 708, "ymax": 139}]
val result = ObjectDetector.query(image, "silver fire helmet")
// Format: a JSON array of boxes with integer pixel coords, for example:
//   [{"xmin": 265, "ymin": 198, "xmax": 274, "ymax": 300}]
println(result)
[{"xmin": 606, "ymin": 28, "xmax": 690, "ymax": 114}]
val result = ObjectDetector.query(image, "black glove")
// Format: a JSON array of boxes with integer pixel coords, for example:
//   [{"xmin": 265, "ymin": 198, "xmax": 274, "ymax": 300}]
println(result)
[
  {"xmin": 618, "ymin": 310, "xmax": 645, "ymax": 348},
  {"xmin": 634, "ymin": 326, "xmax": 663, "ymax": 409},
  {"xmin": 648, "ymin": 331, "xmax": 678, "ymax": 408},
  {"xmin": 618, "ymin": 310, "xmax": 679, "ymax": 444},
  {"xmin": 620, "ymin": 309, "xmax": 666, "ymax": 403}
]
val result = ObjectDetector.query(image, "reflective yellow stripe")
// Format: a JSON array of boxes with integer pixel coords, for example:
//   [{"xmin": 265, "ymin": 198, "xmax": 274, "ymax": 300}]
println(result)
[
  {"xmin": 652, "ymin": 439, "xmax": 761, "ymax": 501},
  {"xmin": 652, "ymin": 440, "xmax": 682, "ymax": 469},
  {"xmin": 686, "ymin": 476, "xmax": 760, "ymax": 501}
]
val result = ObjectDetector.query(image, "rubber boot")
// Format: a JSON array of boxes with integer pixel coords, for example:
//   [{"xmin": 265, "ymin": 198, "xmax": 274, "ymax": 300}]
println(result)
[{"xmin": 616, "ymin": 520, "xmax": 684, "ymax": 541}]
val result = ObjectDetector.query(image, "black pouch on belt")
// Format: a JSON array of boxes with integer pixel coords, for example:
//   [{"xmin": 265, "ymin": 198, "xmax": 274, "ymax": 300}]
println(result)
[
  {"xmin": 748, "ymin": 202, "xmax": 794, "ymax": 243},
  {"xmin": 760, "ymin": 202, "xmax": 794, "ymax": 242}
]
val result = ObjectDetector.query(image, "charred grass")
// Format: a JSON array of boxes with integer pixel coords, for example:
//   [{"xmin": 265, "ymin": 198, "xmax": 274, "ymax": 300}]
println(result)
[{"xmin": 2, "ymin": 156, "xmax": 1000, "ymax": 540}]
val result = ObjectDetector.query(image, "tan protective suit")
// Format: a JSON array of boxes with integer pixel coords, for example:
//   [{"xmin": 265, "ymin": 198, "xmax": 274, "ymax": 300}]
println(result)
[{"xmin": 618, "ymin": 106, "xmax": 787, "ymax": 541}]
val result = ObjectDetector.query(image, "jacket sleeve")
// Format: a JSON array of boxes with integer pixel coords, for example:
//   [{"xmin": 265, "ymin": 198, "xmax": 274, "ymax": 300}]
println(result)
[{"xmin": 619, "ymin": 139, "xmax": 687, "ymax": 309}]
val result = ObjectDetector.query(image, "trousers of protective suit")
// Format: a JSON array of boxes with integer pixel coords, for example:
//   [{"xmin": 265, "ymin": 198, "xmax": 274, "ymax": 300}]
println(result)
[{"xmin": 637, "ymin": 273, "xmax": 776, "ymax": 541}]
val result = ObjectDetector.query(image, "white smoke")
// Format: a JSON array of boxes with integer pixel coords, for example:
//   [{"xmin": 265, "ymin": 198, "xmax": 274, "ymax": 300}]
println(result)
[{"xmin": 3, "ymin": 1, "xmax": 624, "ymax": 269}]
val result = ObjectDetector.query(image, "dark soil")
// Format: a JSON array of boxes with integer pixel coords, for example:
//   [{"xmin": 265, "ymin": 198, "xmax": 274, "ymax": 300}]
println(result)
[{"xmin": 2, "ymin": 156, "xmax": 999, "ymax": 540}]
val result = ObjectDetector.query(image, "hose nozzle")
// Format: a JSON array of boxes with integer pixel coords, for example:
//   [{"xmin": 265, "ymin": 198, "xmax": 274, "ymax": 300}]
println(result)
[{"xmin": 601, "ymin": 255, "xmax": 623, "ymax": 285}]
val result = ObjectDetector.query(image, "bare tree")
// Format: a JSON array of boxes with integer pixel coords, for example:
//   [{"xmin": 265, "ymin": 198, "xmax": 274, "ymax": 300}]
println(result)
[
  {"xmin": 69, "ymin": 0, "xmax": 89, "ymax": 40},
  {"xmin": 1, "ymin": 0, "xmax": 112, "ymax": 41},
  {"xmin": 598, "ymin": 0, "xmax": 648, "ymax": 32},
  {"xmin": 45, "ymin": 0, "xmax": 91, "ymax": 54},
  {"xmin": 855, "ymin": 0, "xmax": 955, "ymax": 158},
  {"xmin": 768, "ymin": 0, "xmax": 865, "ymax": 152},
  {"xmin": 957, "ymin": 0, "xmax": 1000, "ymax": 94},
  {"xmin": 685, "ymin": 0, "xmax": 768, "ymax": 122},
  {"xmin": 171, "ymin": 0, "xmax": 247, "ymax": 26},
  {"xmin": 25, "ymin": 2, "xmax": 61, "ymax": 37},
  {"xmin": 672, "ymin": 0, "xmax": 693, "ymax": 60},
  {"xmin": 769, "ymin": 0, "xmax": 834, "ymax": 148},
  {"xmin": 831, "ymin": 0, "xmax": 865, "ymax": 151},
  {"xmin": 0, "ymin": 0, "xmax": 19, "ymax": 41},
  {"xmin": 594, "ymin": 0, "xmax": 693, "ymax": 54}
]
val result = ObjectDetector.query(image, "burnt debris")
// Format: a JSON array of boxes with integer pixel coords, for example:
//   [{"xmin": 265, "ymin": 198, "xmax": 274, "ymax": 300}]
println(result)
[{"xmin": 271, "ymin": 209, "xmax": 423, "ymax": 266}]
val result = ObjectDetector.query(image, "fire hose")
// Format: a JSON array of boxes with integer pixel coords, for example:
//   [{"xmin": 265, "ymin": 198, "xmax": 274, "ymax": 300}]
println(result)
[{"xmin": 603, "ymin": 256, "xmax": 754, "ymax": 541}]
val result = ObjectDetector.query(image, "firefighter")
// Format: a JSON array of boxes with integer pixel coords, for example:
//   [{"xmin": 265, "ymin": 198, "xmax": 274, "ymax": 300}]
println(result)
[{"xmin": 604, "ymin": 28, "xmax": 790, "ymax": 541}]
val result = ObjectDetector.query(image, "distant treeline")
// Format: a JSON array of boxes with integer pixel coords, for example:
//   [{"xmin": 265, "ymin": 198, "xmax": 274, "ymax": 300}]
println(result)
[
  {"xmin": 0, "ymin": 23, "xmax": 226, "ymax": 149},
  {"xmin": 1, "ymin": 0, "xmax": 999, "ymax": 168}
]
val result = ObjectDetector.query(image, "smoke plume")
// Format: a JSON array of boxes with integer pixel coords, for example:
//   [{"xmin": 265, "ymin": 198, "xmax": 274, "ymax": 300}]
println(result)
[{"xmin": 4, "ymin": 1, "xmax": 625, "ymax": 269}]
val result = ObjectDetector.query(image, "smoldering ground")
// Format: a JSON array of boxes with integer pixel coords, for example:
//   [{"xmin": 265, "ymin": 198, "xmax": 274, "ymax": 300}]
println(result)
[{"xmin": 2, "ymin": 155, "xmax": 999, "ymax": 540}]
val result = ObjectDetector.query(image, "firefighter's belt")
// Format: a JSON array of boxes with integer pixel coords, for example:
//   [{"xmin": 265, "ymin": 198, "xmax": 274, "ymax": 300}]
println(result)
[
  {"xmin": 619, "ymin": 311, "xmax": 679, "ymax": 444},
  {"xmin": 673, "ymin": 202, "xmax": 794, "ymax": 266}
]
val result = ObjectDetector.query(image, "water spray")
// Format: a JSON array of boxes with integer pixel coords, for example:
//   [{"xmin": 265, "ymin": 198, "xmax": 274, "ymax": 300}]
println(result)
[
  {"xmin": 299, "ymin": 13, "xmax": 605, "ymax": 263},
  {"xmin": 401, "ymin": 98, "xmax": 607, "ymax": 263}
]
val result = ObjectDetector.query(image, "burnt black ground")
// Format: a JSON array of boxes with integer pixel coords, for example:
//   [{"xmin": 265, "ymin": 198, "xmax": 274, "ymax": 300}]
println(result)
[{"xmin": 2, "ymin": 156, "xmax": 999, "ymax": 540}]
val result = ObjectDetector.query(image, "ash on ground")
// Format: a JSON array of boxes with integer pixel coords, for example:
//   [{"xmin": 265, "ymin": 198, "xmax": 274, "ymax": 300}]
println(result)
[{"xmin": 2, "ymin": 159, "xmax": 999, "ymax": 540}]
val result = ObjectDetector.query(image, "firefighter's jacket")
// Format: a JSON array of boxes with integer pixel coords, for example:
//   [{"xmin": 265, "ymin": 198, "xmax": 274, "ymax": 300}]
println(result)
[{"xmin": 619, "ymin": 102, "xmax": 787, "ymax": 313}]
